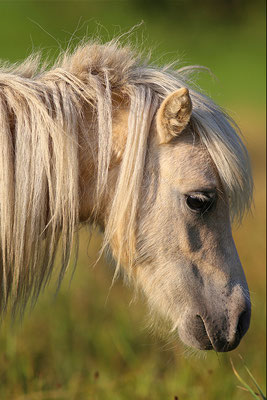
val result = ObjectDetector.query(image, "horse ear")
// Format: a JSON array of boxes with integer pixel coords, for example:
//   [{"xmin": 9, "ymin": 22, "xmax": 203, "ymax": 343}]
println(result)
[{"xmin": 156, "ymin": 88, "xmax": 192, "ymax": 144}]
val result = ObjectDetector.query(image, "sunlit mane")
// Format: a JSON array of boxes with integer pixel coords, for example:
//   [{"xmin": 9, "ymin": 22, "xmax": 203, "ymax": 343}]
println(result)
[{"xmin": 0, "ymin": 39, "xmax": 252, "ymax": 315}]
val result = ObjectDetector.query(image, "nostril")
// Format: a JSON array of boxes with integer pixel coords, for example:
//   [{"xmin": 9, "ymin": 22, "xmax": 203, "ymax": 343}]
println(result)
[
  {"xmin": 237, "ymin": 313, "xmax": 244, "ymax": 339},
  {"xmin": 236, "ymin": 307, "xmax": 251, "ymax": 340}
]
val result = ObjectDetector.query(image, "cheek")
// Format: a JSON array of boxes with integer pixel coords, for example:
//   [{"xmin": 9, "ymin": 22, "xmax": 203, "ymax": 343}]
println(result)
[
  {"xmin": 136, "ymin": 200, "xmax": 184, "ymax": 264},
  {"xmin": 135, "ymin": 258, "xmax": 188, "ymax": 321}
]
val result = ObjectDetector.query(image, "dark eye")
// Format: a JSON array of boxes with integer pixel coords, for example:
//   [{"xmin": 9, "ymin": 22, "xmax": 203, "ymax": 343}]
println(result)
[{"xmin": 186, "ymin": 193, "xmax": 216, "ymax": 214}]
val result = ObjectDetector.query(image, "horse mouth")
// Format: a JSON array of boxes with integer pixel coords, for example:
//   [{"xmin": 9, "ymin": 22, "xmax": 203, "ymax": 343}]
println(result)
[
  {"xmin": 193, "ymin": 315, "xmax": 243, "ymax": 352},
  {"xmin": 194, "ymin": 315, "xmax": 213, "ymax": 350},
  {"xmin": 177, "ymin": 314, "xmax": 213, "ymax": 351},
  {"xmin": 178, "ymin": 314, "xmax": 241, "ymax": 352}
]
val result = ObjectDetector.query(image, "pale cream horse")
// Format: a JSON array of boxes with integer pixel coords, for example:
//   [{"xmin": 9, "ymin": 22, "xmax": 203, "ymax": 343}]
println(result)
[{"xmin": 0, "ymin": 40, "xmax": 253, "ymax": 352}]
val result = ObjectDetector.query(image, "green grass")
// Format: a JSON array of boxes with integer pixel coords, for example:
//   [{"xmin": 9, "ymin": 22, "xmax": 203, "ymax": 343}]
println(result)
[
  {"xmin": 0, "ymin": 2, "xmax": 266, "ymax": 399},
  {"xmin": 231, "ymin": 356, "xmax": 266, "ymax": 399}
]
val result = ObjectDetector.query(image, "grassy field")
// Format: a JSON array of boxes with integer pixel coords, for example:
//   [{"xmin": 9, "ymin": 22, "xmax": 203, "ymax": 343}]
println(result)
[{"xmin": 0, "ymin": 1, "xmax": 265, "ymax": 399}]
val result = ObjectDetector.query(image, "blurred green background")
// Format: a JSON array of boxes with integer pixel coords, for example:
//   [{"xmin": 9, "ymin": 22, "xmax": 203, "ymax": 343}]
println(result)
[{"xmin": 0, "ymin": 1, "xmax": 265, "ymax": 399}]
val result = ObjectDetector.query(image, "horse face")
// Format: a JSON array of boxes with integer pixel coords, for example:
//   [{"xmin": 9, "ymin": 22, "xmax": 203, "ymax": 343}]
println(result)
[{"xmin": 135, "ymin": 90, "xmax": 251, "ymax": 352}]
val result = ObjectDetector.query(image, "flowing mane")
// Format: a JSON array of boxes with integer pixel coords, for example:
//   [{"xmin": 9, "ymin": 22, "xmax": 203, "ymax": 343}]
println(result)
[{"xmin": 0, "ymin": 39, "xmax": 252, "ymax": 316}]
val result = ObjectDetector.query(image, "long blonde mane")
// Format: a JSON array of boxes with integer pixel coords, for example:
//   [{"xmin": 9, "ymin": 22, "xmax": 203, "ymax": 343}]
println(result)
[{"xmin": 0, "ymin": 39, "xmax": 253, "ymax": 315}]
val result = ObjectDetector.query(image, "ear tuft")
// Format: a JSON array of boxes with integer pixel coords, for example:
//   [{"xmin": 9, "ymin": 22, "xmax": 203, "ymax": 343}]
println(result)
[{"xmin": 156, "ymin": 88, "xmax": 192, "ymax": 144}]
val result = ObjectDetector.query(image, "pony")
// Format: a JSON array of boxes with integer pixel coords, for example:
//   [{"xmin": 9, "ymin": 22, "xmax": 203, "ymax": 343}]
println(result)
[{"xmin": 0, "ymin": 39, "xmax": 253, "ymax": 352}]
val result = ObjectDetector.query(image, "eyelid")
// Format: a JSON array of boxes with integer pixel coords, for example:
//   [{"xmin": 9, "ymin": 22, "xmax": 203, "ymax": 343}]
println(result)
[{"xmin": 186, "ymin": 190, "xmax": 216, "ymax": 199}]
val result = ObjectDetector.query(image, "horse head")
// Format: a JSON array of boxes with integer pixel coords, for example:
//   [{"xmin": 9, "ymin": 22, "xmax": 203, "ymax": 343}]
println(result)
[{"xmin": 100, "ymin": 87, "xmax": 251, "ymax": 352}]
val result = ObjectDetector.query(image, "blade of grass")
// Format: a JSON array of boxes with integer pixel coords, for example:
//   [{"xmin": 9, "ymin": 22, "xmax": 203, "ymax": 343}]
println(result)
[
  {"xmin": 230, "ymin": 358, "xmax": 260, "ymax": 399},
  {"xmin": 238, "ymin": 355, "xmax": 266, "ymax": 400},
  {"xmin": 237, "ymin": 385, "xmax": 260, "ymax": 395}
]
